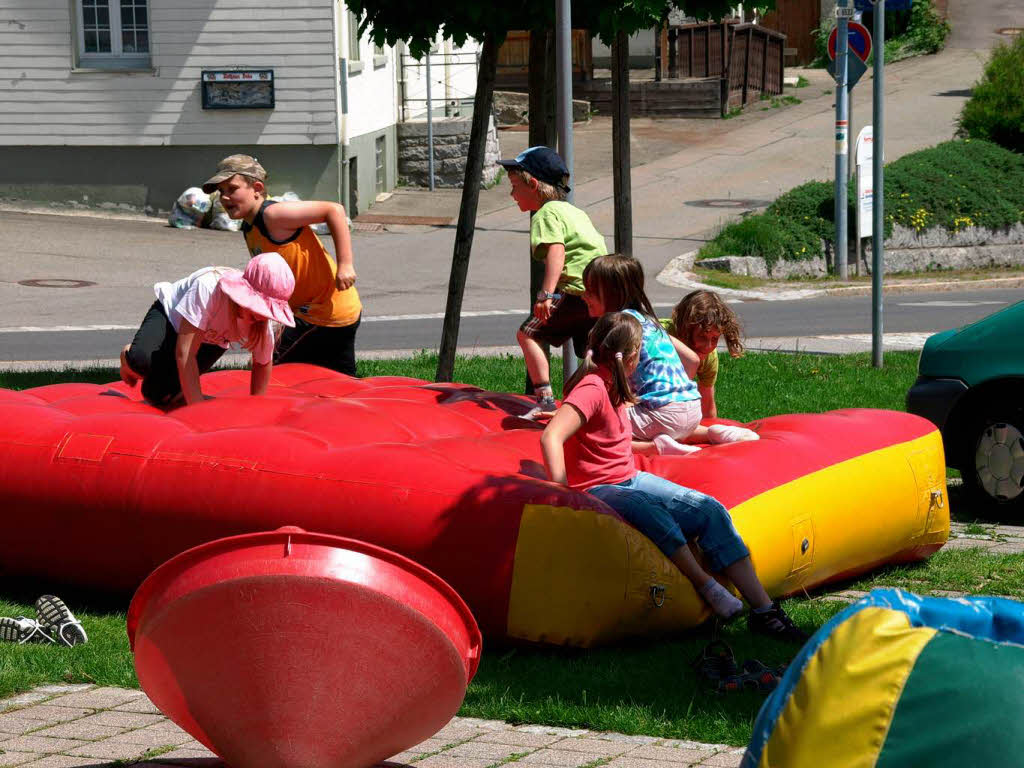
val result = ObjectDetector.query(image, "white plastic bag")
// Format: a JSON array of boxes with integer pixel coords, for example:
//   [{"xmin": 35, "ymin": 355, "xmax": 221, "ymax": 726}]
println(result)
[
  {"xmin": 270, "ymin": 191, "xmax": 330, "ymax": 234},
  {"xmin": 207, "ymin": 191, "xmax": 241, "ymax": 232},
  {"xmin": 167, "ymin": 187, "xmax": 211, "ymax": 229}
]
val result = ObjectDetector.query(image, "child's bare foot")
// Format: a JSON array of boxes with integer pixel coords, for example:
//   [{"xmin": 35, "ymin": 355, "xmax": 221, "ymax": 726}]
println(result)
[{"xmin": 119, "ymin": 345, "xmax": 140, "ymax": 386}]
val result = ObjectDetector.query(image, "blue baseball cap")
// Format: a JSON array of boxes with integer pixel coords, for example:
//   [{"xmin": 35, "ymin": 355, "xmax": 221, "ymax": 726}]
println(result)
[{"xmin": 498, "ymin": 146, "xmax": 571, "ymax": 193}]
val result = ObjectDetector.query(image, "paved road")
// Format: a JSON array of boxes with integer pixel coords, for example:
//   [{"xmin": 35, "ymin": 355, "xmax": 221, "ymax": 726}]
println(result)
[{"xmin": 0, "ymin": 288, "xmax": 1014, "ymax": 363}]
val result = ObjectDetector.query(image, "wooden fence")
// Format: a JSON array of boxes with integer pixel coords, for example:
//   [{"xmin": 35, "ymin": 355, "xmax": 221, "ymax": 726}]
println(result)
[
  {"xmin": 760, "ymin": 0, "xmax": 821, "ymax": 66},
  {"xmin": 664, "ymin": 21, "xmax": 786, "ymax": 114},
  {"xmin": 495, "ymin": 30, "xmax": 593, "ymax": 90}
]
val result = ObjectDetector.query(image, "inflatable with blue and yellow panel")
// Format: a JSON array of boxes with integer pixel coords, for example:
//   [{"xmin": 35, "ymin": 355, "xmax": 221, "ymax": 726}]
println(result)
[
  {"xmin": 0, "ymin": 366, "xmax": 949, "ymax": 646},
  {"xmin": 743, "ymin": 589, "xmax": 1024, "ymax": 768}
]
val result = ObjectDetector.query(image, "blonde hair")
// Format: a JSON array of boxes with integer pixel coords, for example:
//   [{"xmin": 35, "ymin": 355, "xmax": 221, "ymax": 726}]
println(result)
[
  {"xmin": 563, "ymin": 312, "xmax": 642, "ymax": 407},
  {"xmin": 670, "ymin": 290, "xmax": 744, "ymax": 358},
  {"xmin": 508, "ymin": 168, "xmax": 567, "ymax": 203}
]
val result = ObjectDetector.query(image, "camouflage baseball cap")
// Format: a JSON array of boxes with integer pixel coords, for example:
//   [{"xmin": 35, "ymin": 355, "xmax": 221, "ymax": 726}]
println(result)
[{"xmin": 202, "ymin": 154, "xmax": 267, "ymax": 193}]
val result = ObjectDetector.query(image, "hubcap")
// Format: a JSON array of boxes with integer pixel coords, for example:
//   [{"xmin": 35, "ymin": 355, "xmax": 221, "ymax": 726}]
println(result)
[{"xmin": 975, "ymin": 422, "xmax": 1024, "ymax": 502}]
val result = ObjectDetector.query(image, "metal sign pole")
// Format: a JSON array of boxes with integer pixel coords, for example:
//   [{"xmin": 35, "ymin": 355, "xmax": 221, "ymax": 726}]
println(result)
[
  {"xmin": 556, "ymin": 0, "xmax": 577, "ymax": 381},
  {"xmin": 426, "ymin": 50, "xmax": 435, "ymax": 192},
  {"xmin": 872, "ymin": 0, "xmax": 885, "ymax": 368},
  {"xmin": 835, "ymin": 1, "xmax": 850, "ymax": 281}
]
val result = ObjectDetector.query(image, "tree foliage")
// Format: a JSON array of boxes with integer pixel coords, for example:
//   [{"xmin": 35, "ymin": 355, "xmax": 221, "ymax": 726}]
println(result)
[{"xmin": 346, "ymin": 0, "xmax": 772, "ymax": 56}]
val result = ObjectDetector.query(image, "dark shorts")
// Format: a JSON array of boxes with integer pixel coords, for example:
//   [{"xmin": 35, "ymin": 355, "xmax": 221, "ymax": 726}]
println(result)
[
  {"xmin": 519, "ymin": 293, "xmax": 595, "ymax": 358},
  {"xmin": 124, "ymin": 302, "xmax": 226, "ymax": 406},
  {"xmin": 275, "ymin": 314, "xmax": 361, "ymax": 376}
]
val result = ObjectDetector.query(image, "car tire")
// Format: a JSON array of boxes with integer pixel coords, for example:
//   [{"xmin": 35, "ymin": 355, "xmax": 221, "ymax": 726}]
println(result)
[{"xmin": 959, "ymin": 401, "xmax": 1024, "ymax": 521}]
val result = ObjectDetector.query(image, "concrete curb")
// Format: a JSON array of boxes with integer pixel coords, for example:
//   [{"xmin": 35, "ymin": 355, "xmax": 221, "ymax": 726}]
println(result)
[{"xmin": 657, "ymin": 250, "xmax": 1024, "ymax": 302}]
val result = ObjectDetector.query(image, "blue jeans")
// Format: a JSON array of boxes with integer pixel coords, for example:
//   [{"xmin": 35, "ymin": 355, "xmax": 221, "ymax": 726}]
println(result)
[{"xmin": 588, "ymin": 471, "xmax": 750, "ymax": 572}]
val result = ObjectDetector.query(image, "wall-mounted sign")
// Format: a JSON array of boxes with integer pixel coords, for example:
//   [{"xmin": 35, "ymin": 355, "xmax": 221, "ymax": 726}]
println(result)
[{"xmin": 201, "ymin": 70, "xmax": 275, "ymax": 110}]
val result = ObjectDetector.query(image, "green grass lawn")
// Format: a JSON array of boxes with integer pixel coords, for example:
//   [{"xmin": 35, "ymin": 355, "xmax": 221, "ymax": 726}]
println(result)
[{"xmin": 0, "ymin": 350, "xmax": 1013, "ymax": 746}]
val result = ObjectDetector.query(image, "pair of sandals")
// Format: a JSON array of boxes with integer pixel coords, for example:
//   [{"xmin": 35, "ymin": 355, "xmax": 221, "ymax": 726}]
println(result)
[
  {"xmin": 691, "ymin": 639, "xmax": 786, "ymax": 695},
  {"xmin": 0, "ymin": 595, "xmax": 88, "ymax": 648}
]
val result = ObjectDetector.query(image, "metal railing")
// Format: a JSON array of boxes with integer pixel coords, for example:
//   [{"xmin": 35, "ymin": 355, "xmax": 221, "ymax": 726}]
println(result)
[{"xmin": 398, "ymin": 51, "xmax": 480, "ymax": 123}]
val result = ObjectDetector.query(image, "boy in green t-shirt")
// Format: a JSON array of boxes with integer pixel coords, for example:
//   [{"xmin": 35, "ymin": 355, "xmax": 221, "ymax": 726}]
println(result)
[{"xmin": 499, "ymin": 146, "xmax": 608, "ymax": 411}]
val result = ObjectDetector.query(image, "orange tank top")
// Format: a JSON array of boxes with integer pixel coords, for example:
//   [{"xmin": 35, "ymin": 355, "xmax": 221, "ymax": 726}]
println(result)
[{"xmin": 242, "ymin": 201, "xmax": 361, "ymax": 327}]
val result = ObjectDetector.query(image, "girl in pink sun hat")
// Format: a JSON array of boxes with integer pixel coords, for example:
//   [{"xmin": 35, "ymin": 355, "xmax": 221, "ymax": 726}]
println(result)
[{"xmin": 120, "ymin": 252, "xmax": 295, "ymax": 408}]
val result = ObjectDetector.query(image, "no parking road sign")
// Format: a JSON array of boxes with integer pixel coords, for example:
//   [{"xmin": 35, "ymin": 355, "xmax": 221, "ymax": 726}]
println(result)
[{"xmin": 828, "ymin": 21, "xmax": 873, "ymax": 63}]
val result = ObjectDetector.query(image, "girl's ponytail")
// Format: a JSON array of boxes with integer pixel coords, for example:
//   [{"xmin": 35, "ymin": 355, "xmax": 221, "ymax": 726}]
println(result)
[
  {"xmin": 563, "ymin": 348, "xmax": 596, "ymax": 397},
  {"xmin": 565, "ymin": 312, "xmax": 642, "ymax": 406},
  {"xmin": 609, "ymin": 349, "xmax": 636, "ymax": 408}
]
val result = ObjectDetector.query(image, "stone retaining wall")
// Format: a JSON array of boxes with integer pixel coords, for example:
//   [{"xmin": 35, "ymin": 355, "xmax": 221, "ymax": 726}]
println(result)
[
  {"xmin": 700, "ymin": 223, "xmax": 1024, "ymax": 278},
  {"xmin": 493, "ymin": 91, "xmax": 591, "ymax": 126},
  {"xmin": 397, "ymin": 116, "xmax": 501, "ymax": 188}
]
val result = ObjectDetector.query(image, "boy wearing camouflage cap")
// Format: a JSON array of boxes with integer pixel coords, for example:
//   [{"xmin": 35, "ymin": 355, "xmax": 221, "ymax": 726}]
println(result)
[{"xmin": 203, "ymin": 154, "xmax": 362, "ymax": 375}]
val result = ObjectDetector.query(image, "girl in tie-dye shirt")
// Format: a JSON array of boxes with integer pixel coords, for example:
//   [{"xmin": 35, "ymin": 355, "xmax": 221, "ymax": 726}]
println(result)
[{"xmin": 580, "ymin": 254, "xmax": 758, "ymax": 456}]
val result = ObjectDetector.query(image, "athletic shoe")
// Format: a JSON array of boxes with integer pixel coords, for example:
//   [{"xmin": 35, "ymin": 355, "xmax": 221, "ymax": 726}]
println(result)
[
  {"xmin": 0, "ymin": 616, "xmax": 55, "ymax": 645},
  {"xmin": 34, "ymin": 595, "xmax": 88, "ymax": 647},
  {"xmin": 747, "ymin": 601, "xmax": 810, "ymax": 645}
]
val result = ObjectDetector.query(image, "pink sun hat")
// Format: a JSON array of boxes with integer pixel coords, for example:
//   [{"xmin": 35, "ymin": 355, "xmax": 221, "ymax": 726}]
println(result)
[{"xmin": 218, "ymin": 252, "xmax": 296, "ymax": 327}]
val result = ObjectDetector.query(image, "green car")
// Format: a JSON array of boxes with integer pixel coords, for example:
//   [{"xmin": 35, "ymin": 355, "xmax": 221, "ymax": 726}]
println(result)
[{"xmin": 906, "ymin": 300, "xmax": 1024, "ymax": 518}]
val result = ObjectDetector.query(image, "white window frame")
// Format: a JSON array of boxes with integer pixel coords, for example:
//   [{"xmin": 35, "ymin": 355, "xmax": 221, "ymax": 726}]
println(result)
[{"xmin": 74, "ymin": 0, "xmax": 151, "ymax": 70}]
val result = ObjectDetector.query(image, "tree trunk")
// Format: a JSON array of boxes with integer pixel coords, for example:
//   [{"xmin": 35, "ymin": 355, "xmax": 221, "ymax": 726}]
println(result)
[
  {"xmin": 524, "ymin": 30, "xmax": 557, "ymax": 395},
  {"xmin": 435, "ymin": 31, "xmax": 499, "ymax": 383},
  {"xmin": 611, "ymin": 28, "xmax": 633, "ymax": 257},
  {"xmin": 528, "ymin": 31, "xmax": 557, "ymax": 148}
]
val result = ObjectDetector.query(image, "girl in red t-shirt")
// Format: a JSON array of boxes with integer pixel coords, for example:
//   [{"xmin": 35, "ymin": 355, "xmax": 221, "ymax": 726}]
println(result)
[{"xmin": 540, "ymin": 312, "xmax": 806, "ymax": 643}]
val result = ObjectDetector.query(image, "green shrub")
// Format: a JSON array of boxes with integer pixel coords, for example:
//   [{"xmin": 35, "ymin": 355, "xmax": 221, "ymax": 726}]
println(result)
[
  {"xmin": 958, "ymin": 36, "xmax": 1024, "ymax": 154},
  {"xmin": 699, "ymin": 213, "xmax": 822, "ymax": 271},
  {"xmin": 768, "ymin": 180, "xmax": 850, "ymax": 242},
  {"xmin": 809, "ymin": 0, "xmax": 948, "ymax": 68},
  {"xmin": 697, "ymin": 139, "xmax": 1024, "ymax": 271},
  {"xmin": 895, "ymin": 0, "xmax": 950, "ymax": 57}
]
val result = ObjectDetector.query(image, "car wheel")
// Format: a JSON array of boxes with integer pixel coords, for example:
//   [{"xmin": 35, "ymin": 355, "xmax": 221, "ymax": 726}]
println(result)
[{"xmin": 960, "ymin": 404, "xmax": 1024, "ymax": 521}]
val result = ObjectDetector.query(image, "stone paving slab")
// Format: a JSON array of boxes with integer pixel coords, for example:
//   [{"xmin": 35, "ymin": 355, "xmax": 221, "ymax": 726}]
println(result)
[{"xmin": 0, "ymin": 685, "xmax": 745, "ymax": 768}]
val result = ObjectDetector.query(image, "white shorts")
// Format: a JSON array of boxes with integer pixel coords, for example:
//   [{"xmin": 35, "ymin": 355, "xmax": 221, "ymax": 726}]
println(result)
[{"xmin": 627, "ymin": 399, "xmax": 703, "ymax": 442}]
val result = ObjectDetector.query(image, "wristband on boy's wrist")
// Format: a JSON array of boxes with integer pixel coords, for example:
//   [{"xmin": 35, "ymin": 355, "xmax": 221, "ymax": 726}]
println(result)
[{"xmin": 536, "ymin": 291, "xmax": 561, "ymax": 301}]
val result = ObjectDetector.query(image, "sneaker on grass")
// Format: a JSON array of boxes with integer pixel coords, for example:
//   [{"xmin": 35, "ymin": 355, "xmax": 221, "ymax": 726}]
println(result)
[
  {"xmin": 34, "ymin": 595, "xmax": 88, "ymax": 647},
  {"xmin": 0, "ymin": 616, "xmax": 55, "ymax": 645},
  {"xmin": 747, "ymin": 601, "xmax": 810, "ymax": 645}
]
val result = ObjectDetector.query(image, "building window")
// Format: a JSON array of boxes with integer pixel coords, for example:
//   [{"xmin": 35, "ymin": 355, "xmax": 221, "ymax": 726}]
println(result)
[
  {"xmin": 375, "ymin": 136, "xmax": 387, "ymax": 195},
  {"xmin": 76, "ymin": 0, "xmax": 151, "ymax": 69},
  {"xmin": 373, "ymin": 42, "xmax": 387, "ymax": 68}
]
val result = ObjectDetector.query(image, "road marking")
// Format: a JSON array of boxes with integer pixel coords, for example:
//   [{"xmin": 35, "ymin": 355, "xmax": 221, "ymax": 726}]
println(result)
[
  {"xmin": 362, "ymin": 309, "xmax": 525, "ymax": 322},
  {"xmin": 0, "ymin": 324, "xmax": 137, "ymax": 333},
  {"xmin": 897, "ymin": 300, "xmax": 1007, "ymax": 308},
  {"xmin": 0, "ymin": 302, "xmax": 726, "ymax": 332}
]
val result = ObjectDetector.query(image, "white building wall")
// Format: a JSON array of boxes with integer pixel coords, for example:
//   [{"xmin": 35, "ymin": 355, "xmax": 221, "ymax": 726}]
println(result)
[
  {"xmin": 592, "ymin": 29, "xmax": 657, "ymax": 64},
  {"xmin": 0, "ymin": 0, "xmax": 339, "ymax": 146},
  {"xmin": 340, "ymin": 3, "xmax": 397, "ymax": 140}
]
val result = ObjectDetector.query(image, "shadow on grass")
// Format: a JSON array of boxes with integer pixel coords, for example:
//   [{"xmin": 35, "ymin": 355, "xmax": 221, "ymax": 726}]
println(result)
[{"xmin": 463, "ymin": 598, "xmax": 841, "ymax": 746}]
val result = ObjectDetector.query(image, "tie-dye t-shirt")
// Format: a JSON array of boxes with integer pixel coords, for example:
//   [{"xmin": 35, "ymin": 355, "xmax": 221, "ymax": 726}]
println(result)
[{"xmin": 623, "ymin": 309, "xmax": 700, "ymax": 408}]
